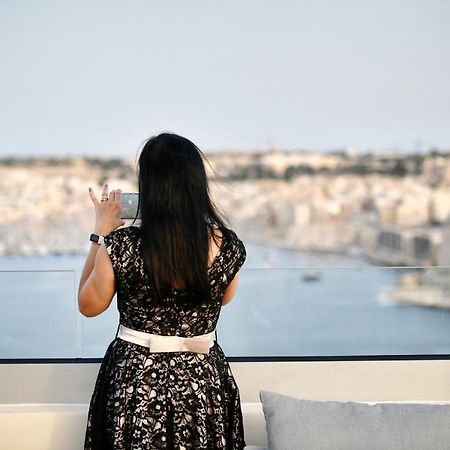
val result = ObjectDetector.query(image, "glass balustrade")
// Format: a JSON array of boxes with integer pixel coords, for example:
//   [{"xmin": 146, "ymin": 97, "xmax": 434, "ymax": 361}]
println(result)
[{"xmin": 1, "ymin": 266, "xmax": 450, "ymax": 360}]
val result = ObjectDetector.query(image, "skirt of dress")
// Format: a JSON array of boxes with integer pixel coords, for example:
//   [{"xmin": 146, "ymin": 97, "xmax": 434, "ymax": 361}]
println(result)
[{"xmin": 84, "ymin": 337, "xmax": 246, "ymax": 450}]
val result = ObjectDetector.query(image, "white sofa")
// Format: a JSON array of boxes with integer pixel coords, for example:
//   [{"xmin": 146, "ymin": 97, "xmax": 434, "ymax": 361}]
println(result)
[{"xmin": 2, "ymin": 399, "xmax": 450, "ymax": 449}]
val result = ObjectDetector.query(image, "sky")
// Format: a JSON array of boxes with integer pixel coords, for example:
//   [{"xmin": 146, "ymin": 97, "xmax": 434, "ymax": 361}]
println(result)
[{"xmin": 1, "ymin": 0, "xmax": 449, "ymax": 157}]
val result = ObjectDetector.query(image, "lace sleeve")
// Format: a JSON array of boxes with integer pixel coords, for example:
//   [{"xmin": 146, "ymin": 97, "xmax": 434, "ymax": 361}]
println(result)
[
  {"xmin": 103, "ymin": 227, "xmax": 130, "ymax": 281},
  {"xmin": 225, "ymin": 230, "xmax": 247, "ymax": 284}
]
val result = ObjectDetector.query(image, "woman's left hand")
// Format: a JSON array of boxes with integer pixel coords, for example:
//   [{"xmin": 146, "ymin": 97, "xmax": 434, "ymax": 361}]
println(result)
[{"xmin": 89, "ymin": 183, "xmax": 126, "ymax": 236}]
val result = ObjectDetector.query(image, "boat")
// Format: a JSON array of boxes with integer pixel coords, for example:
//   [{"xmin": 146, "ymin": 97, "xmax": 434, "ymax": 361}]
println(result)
[{"xmin": 301, "ymin": 269, "xmax": 322, "ymax": 281}]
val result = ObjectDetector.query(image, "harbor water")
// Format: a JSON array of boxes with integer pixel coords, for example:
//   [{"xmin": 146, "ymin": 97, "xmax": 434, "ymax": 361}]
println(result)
[{"xmin": 1, "ymin": 242, "xmax": 450, "ymax": 358}]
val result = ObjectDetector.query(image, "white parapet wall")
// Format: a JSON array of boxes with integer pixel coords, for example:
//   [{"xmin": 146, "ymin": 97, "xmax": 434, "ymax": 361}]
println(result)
[{"xmin": 1, "ymin": 360, "xmax": 450, "ymax": 449}]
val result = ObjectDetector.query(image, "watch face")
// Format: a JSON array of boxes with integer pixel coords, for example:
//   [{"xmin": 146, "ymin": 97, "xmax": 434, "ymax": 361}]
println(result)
[{"xmin": 90, "ymin": 233, "xmax": 100, "ymax": 242}]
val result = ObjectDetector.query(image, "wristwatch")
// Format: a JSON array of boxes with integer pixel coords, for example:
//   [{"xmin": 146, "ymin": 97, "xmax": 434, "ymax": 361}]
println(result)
[{"xmin": 89, "ymin": 233, "xmax": 105, "ymax": 245}]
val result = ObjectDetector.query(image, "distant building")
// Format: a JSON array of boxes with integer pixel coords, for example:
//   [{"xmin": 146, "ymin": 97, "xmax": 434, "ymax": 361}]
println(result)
[{"xmin": 367, "ymin": 226, "xmax": 440, "ymax": 266}]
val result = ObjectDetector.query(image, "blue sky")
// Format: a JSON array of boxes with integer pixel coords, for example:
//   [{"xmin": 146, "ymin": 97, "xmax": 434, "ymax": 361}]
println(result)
[{"xmin": 1, "ymin": 0, "xmax": 449, "ymax": 157}]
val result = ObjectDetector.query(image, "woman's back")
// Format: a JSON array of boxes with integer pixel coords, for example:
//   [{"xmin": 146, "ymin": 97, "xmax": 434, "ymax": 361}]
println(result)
[
  {"xmin": 103, "ymin": 224, "xmax": 246, "ymax": 336},
  {"xmin": 84, "ymin": 224, "xmax": 248, "ymax": 450}
]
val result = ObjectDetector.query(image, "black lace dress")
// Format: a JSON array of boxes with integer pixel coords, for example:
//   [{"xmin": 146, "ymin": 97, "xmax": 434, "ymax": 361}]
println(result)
[{"xmin": 83, "ymin": 225, "xmax": 247, "ymax": 450}]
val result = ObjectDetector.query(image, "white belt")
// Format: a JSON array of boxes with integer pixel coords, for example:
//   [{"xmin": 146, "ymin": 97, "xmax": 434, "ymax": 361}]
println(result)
[{"xmin": 117, "ymin": 324, "xmax": 215, "ymax": 354}]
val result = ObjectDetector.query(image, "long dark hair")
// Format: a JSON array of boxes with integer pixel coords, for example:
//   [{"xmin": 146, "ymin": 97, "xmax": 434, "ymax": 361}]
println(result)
[{"xmin": 131, "ymin": 132, "xmax": 232, "ymax": 305}]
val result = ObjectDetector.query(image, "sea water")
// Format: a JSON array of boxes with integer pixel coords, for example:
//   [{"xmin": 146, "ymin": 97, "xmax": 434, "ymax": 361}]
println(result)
[{"xmin": 1, "ymin": 243, "xmax": 449, "ymax": 359}]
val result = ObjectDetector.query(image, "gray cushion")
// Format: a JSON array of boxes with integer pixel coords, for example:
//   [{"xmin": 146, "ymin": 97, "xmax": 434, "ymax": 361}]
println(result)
[{"xmin": 259, "ymin": 390, "xmax": 450, "ymax": 450}]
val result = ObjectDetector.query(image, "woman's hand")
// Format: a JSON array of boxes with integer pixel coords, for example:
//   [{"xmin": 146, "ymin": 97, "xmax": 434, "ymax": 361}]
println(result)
[{"xmin": 88, "ymin": 183, "xmax": 126, "ymax": 236}]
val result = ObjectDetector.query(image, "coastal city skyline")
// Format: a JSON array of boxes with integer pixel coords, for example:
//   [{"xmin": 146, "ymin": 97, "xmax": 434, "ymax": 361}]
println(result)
[
  {"xmin": 1, "ymin": 1, "xmax": 449, "ymax": 157},
  {"xmin": 3, "ymin": 149, "xmax": 450, "ymax": 264}
]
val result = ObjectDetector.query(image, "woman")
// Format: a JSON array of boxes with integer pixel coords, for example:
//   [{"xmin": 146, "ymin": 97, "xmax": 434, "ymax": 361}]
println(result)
[{"xmin": 79, "ymin": 132, "xmax": 247, "ymax": 449}]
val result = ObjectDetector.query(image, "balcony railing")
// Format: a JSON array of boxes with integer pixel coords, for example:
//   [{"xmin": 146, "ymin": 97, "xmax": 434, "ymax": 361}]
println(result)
[{"xmin": 1, "ymin": 267, "xmax": 450, "ymax": 361}]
